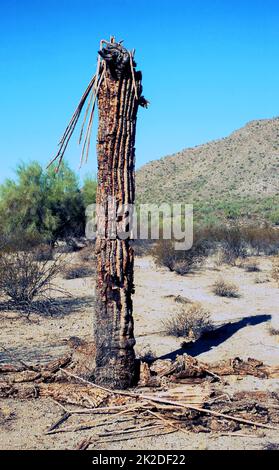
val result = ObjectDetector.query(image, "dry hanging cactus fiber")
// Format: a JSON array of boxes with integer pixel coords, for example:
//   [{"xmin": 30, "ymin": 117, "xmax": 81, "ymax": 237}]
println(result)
[{"xmin": 49, "ymin": 37, "xmax": 147, "ymax": 388}]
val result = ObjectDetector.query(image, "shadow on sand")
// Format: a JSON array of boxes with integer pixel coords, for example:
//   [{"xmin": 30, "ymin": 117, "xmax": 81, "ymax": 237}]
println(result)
[{"xmin": 159, "ymin": 314, "xmax": 272, "ymax": 360}]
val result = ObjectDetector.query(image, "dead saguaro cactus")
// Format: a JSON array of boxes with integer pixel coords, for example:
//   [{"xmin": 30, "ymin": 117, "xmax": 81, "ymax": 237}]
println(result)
[
  {"xmin": 94, "ymin": 41, "xmax": 147, "ymax": 388},
  {"xmin": 49, "ymin": 38, "xmax": 147, "ymax": 389}
]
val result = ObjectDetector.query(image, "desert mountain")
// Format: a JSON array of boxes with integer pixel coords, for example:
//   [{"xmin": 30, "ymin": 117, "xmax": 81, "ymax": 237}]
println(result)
[{"xmin": 136, "ymin": 118, "xmax": 279, "ymax": 223}]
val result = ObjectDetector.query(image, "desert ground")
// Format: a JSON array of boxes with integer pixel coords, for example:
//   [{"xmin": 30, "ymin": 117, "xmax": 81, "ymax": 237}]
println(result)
[{"xmin": 0, "ymin": 252, "xmax": 279, "ymax": 450}]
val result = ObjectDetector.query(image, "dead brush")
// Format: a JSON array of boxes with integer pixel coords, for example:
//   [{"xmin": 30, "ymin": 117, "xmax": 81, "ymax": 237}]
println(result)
[
  {"xmin": 152, "ymin": 238, "xmax": 209, "ymax": 275},
  {"xmin": 34, "ymin": 244, "xmax": 54, "ymax": 262},
  {"xmin": 268, "ymin": 325, "xmax": 279, "ymax": 336},
  {"xmin": 162, "ymin": 302, "xmax": 213, "ymax": 341},
  {"xmin": 63, "ymin": 263, "xmax": 95, "ymax": 280},
  {"xmin": 272, "ymin": 256, "xmax": 279, "ymax": 284},
  {"xmin": 243, "ymin": 261, "xmax": 261, "ymax": 273},
  {"xmin": 212, "ymin": 279, "xmax": 240, "ymax": 298},
  {"xmin": 78, "ymin": 245, "xmax": 96, "ymax": 263},
  {"xmin": 0, "ymin": 248, "xmax": 67, "ymax": 316}
]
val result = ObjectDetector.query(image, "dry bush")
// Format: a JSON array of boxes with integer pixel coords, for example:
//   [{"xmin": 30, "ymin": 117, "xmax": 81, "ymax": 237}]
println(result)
[
  {"xmin": 254, "ymin": 274, "xmax": 270, "ymax": 284},
  {"xmin": 268, "ymin": 325, "xmax": 279, "ymax": 336},
  {"xmin": 0, "ymin": 248, "xmax": 65, "ymax": 314},
  {"xmin": 243, "ymin": 225, "xmax": 279, "ymax": 255},
  {"xmin": 173, "ymin": 295, "xmax": 192, "ymax": 305},
  {"xmin": 272, "ymin": 257, "xmax": 279, "ymax": 284},
  {"xmin": 205, "ymin": 224, "xmax": 279, "ymax": 256},
  {"xmin": 152, "ymin": 237, "xmax": 209, "ymax": 275},
  {"xmin": 202, "ymin": 224, "xmax": 279, "ymax": 262},
  {"xmin": 63, "ymin": 263, "xmax": 95, "ymax": 280},
  {"xmin": 78, "ymin": 245, "xmax": 96, "ymax": 263},
  {"xmin": 262, "ymin": 442, "xmax": 279, "ymax": 451},
  {"xmin": 132, "ymin": 239, "xmax": 154, "ymax": 257},
  {"xmin": 162, "ymin": 302, "xmax": 213, "ymax": 341},
  {"xmin": 212, "ymin": 279, "xmax": 240, "ymax": 298},
  {"xmin": 34, "ymin": 244, "xmax": 54, "ymax": 261},
  {"xmin": 243, "ymin": 261, "xmax": 261, "ymax": 272},
  {"xmin": 219, "ymin": 228, "xmax": 247, "ymax": 265}
]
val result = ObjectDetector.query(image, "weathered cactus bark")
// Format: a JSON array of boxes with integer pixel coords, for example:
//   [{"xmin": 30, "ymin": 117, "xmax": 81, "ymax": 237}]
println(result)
[{"xmin": 94, "ymin": 43, "xmax": 145, "ymax": 388}]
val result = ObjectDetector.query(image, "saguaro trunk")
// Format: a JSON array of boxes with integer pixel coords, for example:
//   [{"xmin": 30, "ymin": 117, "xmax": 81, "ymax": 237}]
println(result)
[{"xmin": 94, "ymin": 43, "xmax": 145, "ymax": 388}]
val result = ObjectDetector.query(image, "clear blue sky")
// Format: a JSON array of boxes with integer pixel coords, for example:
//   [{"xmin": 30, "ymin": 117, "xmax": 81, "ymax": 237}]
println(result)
[{"xmin": 0, "ymin": 0, "xmax": 279, "ymax": 183}]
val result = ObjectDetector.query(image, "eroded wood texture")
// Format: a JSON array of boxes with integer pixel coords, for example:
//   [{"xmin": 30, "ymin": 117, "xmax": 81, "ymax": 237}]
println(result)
[{"xmin": 94, "ymin": 53, "xmax": 142, "ymax": 388}]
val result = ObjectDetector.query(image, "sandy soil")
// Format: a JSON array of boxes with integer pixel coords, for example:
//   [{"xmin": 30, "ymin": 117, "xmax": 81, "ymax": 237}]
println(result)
[{"xmin": 0, "ymin": 254, "xmax": 279, "ymax": 450}]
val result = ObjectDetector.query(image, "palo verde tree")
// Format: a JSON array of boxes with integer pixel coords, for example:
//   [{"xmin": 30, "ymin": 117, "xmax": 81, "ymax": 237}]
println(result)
[
  {"xmin": 50, "ymin": 38, "xmax": 147, "ymax": 388},
  {"xmin": 0, "ymin": 161, "xmax": 89, "ymax": 245}
]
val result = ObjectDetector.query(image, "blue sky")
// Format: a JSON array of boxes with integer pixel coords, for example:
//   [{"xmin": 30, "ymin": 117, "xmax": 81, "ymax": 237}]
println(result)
[{"xmin": 0, "ymin": 0, "xmax": 279, "ymax": 183}]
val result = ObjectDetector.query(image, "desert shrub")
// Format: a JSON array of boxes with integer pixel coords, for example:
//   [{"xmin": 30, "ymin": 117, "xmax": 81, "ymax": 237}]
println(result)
[
  {"xmin": 78, "ymin": 245, "xmax": 96, "ymax": 263},
  {"xmin": 243, "ymin": 225, "xmax": 279, "ymax": 255},
  {"xmin": 254, "ymin": 274, "xmax": 270, "ymax": 284},
  {"xmin": 34, "ymin": 244, "xmax": 54, "ymax": 261},
  {"xmin": 132, "ymin": 239, "xmax": 154, "ymax": 257},
  {"xmin": 219, "ymin": 226, "xmax": 247, "ymax": 264},
  {"xmin": 63, "ymin": 264, "xmax": 95, "ymax": 280},
  {"xmin": 0, "ymin": 248, "xmax": 65, "ymax": 312},
  {"xmin": 153, "ymin": 236, "xmax": 210, "ymax": 275},
  {"xmin": 243, "ymin": 261, "xmax": 261, "ymax": 272},
  {"xmin": 152, "ymin": 224, "xmax": 279, "ymax": 271},
  {"xmin": 0, "ymin": 231, "xmax": 46, "ymax": 254},
  {"xmin": 269, "ymin": 210, "xmax": 279, "ymax": 226},
  {"xmin": 199, "ymin": 224, "xmax": 279, "ymax": 259},
  {"xmin": 152, "ymin": 239, "xmax": 176, "ymax": 271},
  {"xmin": 272, "ymin": 257, "xmax": 279, "ymax": 284},
  {"xmin": 212, "ymin": 279, "xmax": 240, "ymax": 298},
  {"xmin": 262, "ymin": 442, "xmax": 279, "ymax": 451},
  {"xmin": 162, "ymin": 302, "xmax": 213, "ymax": 341},
  {"xmin": 268, "ymin": 325, "xmax": 279, "ymax": 336}
]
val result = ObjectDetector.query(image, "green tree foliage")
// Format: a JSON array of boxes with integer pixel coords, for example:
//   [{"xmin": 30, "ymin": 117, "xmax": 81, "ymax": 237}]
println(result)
[
  {"xmin": 0, "ymin": 161, "xmax": 97, "ymax": 244},
  {"xmin": 82, "ymin": 175, "xmax": 97, "ymax": 208}
]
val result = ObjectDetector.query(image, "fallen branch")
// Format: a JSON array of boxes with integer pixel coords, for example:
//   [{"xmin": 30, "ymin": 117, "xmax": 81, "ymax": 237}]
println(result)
[
  {"xmin": 141, "ymin": 395, "xmax": 279, "ymax": 431},
  {"xmin": 47, "ymin": 412, "xmax": 71, "ymax": 433},
  {"xmin": 146, "ymin": 410, "xmax": 189, "ymax": 435},
  {"xmin": 60, "ymin": 368, "xmax": 139, "ymax": 398},
  {"xmin": 46, "ymin": 403, "xmax": 145, "ymax": 435}
]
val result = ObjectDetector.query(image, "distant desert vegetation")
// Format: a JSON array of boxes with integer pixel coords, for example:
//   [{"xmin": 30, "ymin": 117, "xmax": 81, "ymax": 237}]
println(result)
[{"xmin": 137, "ymin": 118, "xmax": 279, "ymax": 225}]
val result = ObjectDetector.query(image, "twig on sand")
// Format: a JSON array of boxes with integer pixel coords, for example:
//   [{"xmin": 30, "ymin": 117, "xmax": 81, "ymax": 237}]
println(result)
[
  {"xmin": 217, "ymin": 432, "xmax": 264, "ymax": 438},
  {"xmin": 46, "ymin": 403, "xmax": 145, "ymax": 435},
  {"xmin": 47, "ymin": 412, "xmax": 71, "ymax": 433},
  {"xmin": 97, "ymin": 423, "xmax": 164, "ymax": 439},
  {"xmin": 146, "ymin": 409, "xmax": 189, "ymax": 435},
  {"xmin": 77, "ymin": 428, "xmax": 176, "ymax": 449}
]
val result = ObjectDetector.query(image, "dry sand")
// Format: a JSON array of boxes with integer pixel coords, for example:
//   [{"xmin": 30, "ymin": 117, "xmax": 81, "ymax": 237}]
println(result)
[{"xmin": 0, "ymin": 254, "xmax": 278, "ymax": 450}]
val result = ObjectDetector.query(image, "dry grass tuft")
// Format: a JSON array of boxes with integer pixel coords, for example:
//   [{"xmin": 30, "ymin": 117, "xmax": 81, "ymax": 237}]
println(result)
[
  {"xmin": 212, "ymin": 279, "xmax": 240, "ymax": 298},
  {"xmin": 162, "ymin": 302, "xmax": 213, "ymax": 341}
]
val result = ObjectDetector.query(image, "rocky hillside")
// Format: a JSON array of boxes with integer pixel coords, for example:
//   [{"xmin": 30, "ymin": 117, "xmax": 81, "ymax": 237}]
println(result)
[{"xmin": 136, "ymin": 118, "xmax": 279, "ymax": 223}]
